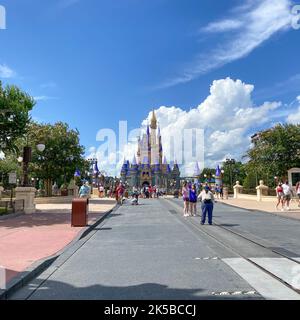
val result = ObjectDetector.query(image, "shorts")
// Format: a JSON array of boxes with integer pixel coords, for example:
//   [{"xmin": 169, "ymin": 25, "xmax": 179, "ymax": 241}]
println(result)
[
  {"xmin": 277, "ymin": 192, "xmax": 283, "ymax": 199},
  {"xmin": 283, "ymin": 194, "xmax": 291, "ymax": 201},
  {"xmin": 183, "ymin": 197, "xmax": 189, "ymax": 202}
]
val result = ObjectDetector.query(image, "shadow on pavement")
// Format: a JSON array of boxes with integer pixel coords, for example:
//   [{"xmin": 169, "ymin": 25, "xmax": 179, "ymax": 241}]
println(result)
[{"xmin": 20, "ymin": 279, "xmax": 261, "ymax": 300}]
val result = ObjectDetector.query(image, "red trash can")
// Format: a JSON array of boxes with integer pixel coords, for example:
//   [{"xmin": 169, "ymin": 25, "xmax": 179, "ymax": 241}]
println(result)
[{"xmin": 71, "ymin": 198, "xmax": 88, "ymax": 227}]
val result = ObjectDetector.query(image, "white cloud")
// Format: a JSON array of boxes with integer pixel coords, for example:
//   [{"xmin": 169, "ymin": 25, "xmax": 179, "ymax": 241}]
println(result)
[
  {"xmin": 90, "ymin": 77, "xmax": 283, "ymax": 176},
  {"xmin": 287, "ymin": 97, "xmax": 300, "ymax": 124},
  {"xmin": 34, "ymin": 96, "xmax": 58, "ymax": 101},
  {"xmin": 202, "ymin": 19, "xmax": 243, "ymax": 33},
  {"xmin": 160, "ymin": 0, "xmax": 293, "ymax": 88},
  {"xmin": 0, "ymin": 64, "xmax": 16, "ymax": 78}
]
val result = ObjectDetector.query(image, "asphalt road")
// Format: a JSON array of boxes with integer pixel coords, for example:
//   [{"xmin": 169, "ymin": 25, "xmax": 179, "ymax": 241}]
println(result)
[{"xmin": 10, "ymin": 198, "xmax": 300, "ymax": 300}]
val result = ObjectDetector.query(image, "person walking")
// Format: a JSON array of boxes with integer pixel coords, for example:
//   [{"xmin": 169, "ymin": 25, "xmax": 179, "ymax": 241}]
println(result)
[
  {"xmin": 79, "ymin": 181, "xmax": 90, "ymax": 199},
  {"xmin": 275, "ymin": 182, "xmax": 284, "ymax": 210},
  {"xmin": 219, "ymin": 185, "xmax": 224, "ymax": 199},
  {"xmin": 282, "ymin": 181, "xmax": 293, "ymax": 211},
  {"xmin": 296, "ymin": 181, "xmax": 300, "ymax": 208},
  {"xmin": 98, "ymin": 184, "xmax": 104, "ymax": 198},
  {"xmin": 189, "ymin": 184, "xmax": 198, "ymax": 216},
  {"xmin": 214, "ymin": 184, "xmax": 220, "ymax": 199},
  {"xmin": 116, "ymin": 183, "xmax": 125, "ymax": 205},
  {"xmin": 182, "ymin": 181, "xmax": 189, "ymax": 217},
  {"xmin": 198, "ymin": 186, "xmax": 215, "ymax": 225}
]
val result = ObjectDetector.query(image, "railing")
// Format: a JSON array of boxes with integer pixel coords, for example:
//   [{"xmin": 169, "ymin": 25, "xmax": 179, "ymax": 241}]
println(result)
[{"xmin": 0, "ymin": 199, "xmax": 24, "ymax": 215}]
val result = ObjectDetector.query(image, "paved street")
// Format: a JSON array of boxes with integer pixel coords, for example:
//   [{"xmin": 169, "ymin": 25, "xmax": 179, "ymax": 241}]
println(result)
[{"xmin": 10, "ymin": 198, "xmax": 300, "ymax": 300}]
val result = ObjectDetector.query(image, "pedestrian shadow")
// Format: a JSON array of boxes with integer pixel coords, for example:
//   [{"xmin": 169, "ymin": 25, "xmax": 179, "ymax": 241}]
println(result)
[
  {"xmin": 11, "ymin": 279, "xmax": 261, "ymax": 300},
  {"xmin": 218, "ymin": 224, "xmax": 240, "ymax": 227}
]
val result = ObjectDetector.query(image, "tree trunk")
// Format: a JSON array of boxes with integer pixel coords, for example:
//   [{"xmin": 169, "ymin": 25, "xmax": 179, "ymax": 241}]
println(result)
[{"xmin": 45, "ymin": 179, "xmax": 53, "ymax": 197}]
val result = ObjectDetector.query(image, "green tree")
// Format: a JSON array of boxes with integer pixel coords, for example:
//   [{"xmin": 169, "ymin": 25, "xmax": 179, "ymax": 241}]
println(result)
[
  {"xmin": 199, "ymin": 168, "xmax": 215, "ymax": 181},
  {"xmin": 0, "ymin": 81, "xmax": 35, "ymax": 153},
  {"xmin": 0, "ymin": 153, "xmax": 22, "ymax": 187},
  {"xmin": 27, "ymin": 122, "xmax": 86, "ymax": 196},
  {"xmin": 245, "ymin": 124, "xmax": 300, "ymax": 182},
  {"xmin": 221, "ymin": 161, "xmax": 246, "ymax": 188}
]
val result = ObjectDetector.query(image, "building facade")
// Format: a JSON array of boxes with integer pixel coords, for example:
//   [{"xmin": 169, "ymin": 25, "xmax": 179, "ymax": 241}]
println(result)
[{"xmin": 120, "ymin": 111, "xmax": 180, "ymax": 190}]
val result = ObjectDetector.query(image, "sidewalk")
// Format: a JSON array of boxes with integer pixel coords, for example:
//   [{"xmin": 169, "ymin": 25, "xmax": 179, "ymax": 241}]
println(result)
[
  {"xmin": 218, "ymin": 197, "xmax": 300, "ymax": 220},
  {"xmin": 0, "ymin": 198, "xmax": 115, "ymax": 286}
]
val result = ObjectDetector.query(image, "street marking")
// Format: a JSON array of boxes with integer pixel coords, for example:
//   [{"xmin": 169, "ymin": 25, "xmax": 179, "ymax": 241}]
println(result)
[
  {"xmin": 195, "ymin": 257, "xmax": 219, "ymax": 260},
  {"xmin": 250, "ymin": 257, "xmax": 300, "ymax": 290},
  {"xmin": 223, "ymin": 258, "xmax": 300, "ymax": 300},
  {"xmin": 232, "ymin": 291, "xmax": 242, "ymax": 295},
  {"xmin": 212, "ymin": 290, "xmax": 257, "ymax": 296}
]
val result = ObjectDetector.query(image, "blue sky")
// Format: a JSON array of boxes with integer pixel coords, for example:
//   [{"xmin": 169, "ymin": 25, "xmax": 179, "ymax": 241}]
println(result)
[{"xmin": 1, "ymin": 0, "xmax": 300, "ymax": 173}]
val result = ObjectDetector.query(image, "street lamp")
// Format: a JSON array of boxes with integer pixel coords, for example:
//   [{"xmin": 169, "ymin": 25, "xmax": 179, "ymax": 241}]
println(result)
[
  {"xmin": 21, "ymin": 143, "xmax": 46, "ymax": 187},
  {"xmin": 225, "ymin": 158, "xmax": 236, "ymax": 188},
  {"xmin": 36, "ymin": 144, "xmax": 46, "ymax": 153}
]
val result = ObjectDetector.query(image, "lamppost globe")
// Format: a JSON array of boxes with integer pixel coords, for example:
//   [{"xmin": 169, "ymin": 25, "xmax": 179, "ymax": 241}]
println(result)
[
  {"xmin": 221, "ymin": 170, "xmax": 225, "ymax": 174},
  {"xmin": 36, "ymin": 144, "xmax": 46, "ymax": 152},
  {"xmin": 17, "ymin": 156, "xmax": 23, "ymax": 163}
]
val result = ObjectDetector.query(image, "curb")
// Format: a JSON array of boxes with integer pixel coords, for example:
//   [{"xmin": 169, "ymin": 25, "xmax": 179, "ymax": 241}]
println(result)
[
  {"xmin": 0, "ymin": 203, "xmax": 118, "ymax": 300},
  {"xmin": 217, "ymin": 201, "xmax": 300, "ymax": 222}
]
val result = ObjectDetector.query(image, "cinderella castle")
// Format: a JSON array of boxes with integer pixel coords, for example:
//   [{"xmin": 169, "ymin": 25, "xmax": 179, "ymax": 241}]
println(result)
[{"xmin": 120, "ymin": 111, "xmax": 180, "ymax": 190}]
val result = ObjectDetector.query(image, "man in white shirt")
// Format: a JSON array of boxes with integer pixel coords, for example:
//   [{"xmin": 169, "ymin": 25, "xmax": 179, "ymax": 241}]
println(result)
[
  {"xmin": 198, "ymin": 186, "xmax": 215, "ymax": 225},
  {"xmin": 282, "ymin": 181, "xmax": 293, "ymax": 211}
]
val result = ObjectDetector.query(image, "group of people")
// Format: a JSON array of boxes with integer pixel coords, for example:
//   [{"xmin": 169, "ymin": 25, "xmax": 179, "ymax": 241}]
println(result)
[
  {"xmin": 275, "ymin": 180, "xmax": 300, "ymax": 211},
  {"xmin": 182, "ymin": 182, "xmax": 215, "ymax": 225},
  {"xmin": 140, "ymin": 185, "xmax": 162, "ymax": 199}
]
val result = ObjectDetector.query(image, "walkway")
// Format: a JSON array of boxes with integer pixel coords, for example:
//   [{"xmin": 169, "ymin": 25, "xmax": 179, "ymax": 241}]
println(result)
[{"xmin": 0, "ymin": 198, "xmax": 115, "ymax": 286}]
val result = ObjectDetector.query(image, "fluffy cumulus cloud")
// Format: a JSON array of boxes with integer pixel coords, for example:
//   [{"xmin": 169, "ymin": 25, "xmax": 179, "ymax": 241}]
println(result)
[{"xmin": 88, "ymin": 77, "xmax": 283, "ymax": 176}]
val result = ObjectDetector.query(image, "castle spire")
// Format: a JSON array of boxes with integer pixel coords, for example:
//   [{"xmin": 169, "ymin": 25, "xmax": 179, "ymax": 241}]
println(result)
[{"xmin": 150, "ymin": 109, "xmax": 157, "ymax": 130}]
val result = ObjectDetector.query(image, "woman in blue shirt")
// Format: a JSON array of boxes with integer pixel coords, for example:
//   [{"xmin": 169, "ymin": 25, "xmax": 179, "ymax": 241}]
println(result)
[{"xmin": 189, "ymin": 184, "xmax": 198, "ymax": 216}]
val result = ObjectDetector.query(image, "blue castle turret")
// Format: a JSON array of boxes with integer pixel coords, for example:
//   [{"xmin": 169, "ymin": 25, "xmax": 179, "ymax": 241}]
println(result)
[{"xmin": 215, "ymin": 164, "xmax": 222, "ymax": 187}]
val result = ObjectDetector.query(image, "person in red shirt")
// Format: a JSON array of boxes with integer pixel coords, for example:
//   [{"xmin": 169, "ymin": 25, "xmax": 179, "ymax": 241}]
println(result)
[
  {"xmin": 116, "ymin": 183, "xmax": 125, "ymax": 205},
  {"xmin": 275, "ymin": 182, "xmax": 284, "ymax": 210},
  {"xmin": 149, "ymin": 185, "xmax": 153, "ymax": 198}
]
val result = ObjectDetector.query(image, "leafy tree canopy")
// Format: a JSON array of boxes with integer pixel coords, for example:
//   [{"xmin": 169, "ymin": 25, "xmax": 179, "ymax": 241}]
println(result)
[
  {"xmin": 0, "ymin": 81, "xmax": 35, "ymax": 153},
  {"xmin": 27, "ymin": 122, "xmax": 86, "ymax": 191},
  {"xmin": 245, "ymin": 124, "xmax": 300, "ymax": 179}
]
